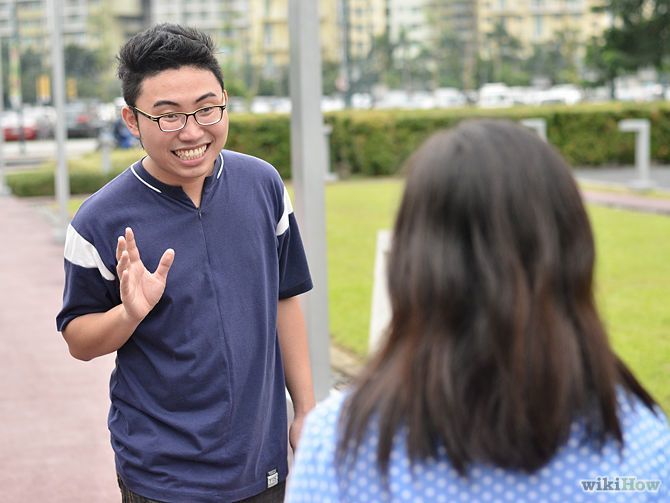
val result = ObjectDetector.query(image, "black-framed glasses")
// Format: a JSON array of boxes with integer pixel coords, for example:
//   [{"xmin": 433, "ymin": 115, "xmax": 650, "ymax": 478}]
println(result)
[{"xmin": 131, "ymin": 103, "xmax": 227, "ymax": 132}]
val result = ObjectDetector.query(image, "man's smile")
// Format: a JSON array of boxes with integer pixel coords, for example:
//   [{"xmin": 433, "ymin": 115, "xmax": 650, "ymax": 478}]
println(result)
[{"xmin": 173, "ymin": 144, "xmax": 208, "ymax": 160}]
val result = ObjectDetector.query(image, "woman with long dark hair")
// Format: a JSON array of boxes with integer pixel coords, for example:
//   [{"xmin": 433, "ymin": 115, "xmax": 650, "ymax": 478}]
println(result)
[{"xmin": 286, "ymin": 120, "xmax": 669, "ymax": 501}]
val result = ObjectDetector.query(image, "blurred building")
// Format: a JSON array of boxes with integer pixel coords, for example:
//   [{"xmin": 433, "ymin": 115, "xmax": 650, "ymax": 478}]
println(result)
[
  {"xmin": 0, "ymin": 0, "xmax": 615, "ymax": 101},
  {"xmin": 0, "ymin": 0, "xmax": 145, "ymax": 53},
  {"xmin": 478, "ymin": 0, "xmax": 612, "ymax": 52},
  {"xmin": 148, "ymin": 0, "xmax": 341, "ymax": 82},
  {"xmin": 387, "ymin": 0, "xmax": 429, "ymax": 58},
  {"xmin": 425, "ymin": 0, "xmax": 479, "ymax": 89},
  {"xmin": 149, "ymin": 0, "xmax": 250, "ymax": 69},
  {"xmin": 346, "ymin": 0, "xmax": 386, "ymax": 60},
  {"xmin": 246, "ymin": 0, "xmax": 340, "ymax": 75}
]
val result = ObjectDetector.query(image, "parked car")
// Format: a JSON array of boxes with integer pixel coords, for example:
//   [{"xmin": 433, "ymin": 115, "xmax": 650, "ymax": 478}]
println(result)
[
  {"xmin": 65, "ymin": 101, "xmax": 104, "ymax": 138},
  {"xmin": 2, "ymin": 108, "xmax": 53, "ymax": 141},
  {"xmin": 477, "ymin": 83, "xmax": 515, "ymax": 108}
]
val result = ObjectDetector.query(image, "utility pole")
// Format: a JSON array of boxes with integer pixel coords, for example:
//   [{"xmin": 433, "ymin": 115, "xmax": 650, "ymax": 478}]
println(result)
[
  {"xmin": 9, "ymin": 1, "xmax": 25, "ymax": 154},
  {"xmin": 288, "ymin": 0, "xmax": 332, "ymax": 400},
  {"xmin": 339, "ymin": 0, "xmax": 352, "ymax": 107},
  {"xmin": 0, "ymin": 38, "xmax": 9, "ymax": 196},
  {"xmin": 47, "ymin": 0, "xmax": 70, "ymax": 241}
]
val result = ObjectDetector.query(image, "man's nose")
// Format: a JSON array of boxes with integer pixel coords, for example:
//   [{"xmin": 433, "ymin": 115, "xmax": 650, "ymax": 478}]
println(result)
[{"xmin": 178, "ymin": 115, "xmax": 204, "ymax": 137}]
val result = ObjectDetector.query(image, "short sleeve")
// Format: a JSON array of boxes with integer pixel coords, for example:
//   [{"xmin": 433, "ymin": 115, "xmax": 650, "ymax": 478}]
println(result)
[
  {"xmin": 276, "ymin": 187, "xmax": 312, "ymax": 299},
  {"xmin": 56, "ymin": 223, "xmax": 119, "ymax": 331}
]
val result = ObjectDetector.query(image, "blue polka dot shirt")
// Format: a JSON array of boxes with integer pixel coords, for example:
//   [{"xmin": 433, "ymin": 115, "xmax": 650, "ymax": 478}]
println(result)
[{"xmin": 287, "ymin": 390, "xmax": 669, "ymax": 502}]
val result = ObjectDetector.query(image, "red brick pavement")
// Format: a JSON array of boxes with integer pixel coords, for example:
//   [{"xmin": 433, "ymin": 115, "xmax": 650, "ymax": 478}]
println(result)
[{"xmin": 0, "ymin": 196, "xmax": 118, "ymax": 502}]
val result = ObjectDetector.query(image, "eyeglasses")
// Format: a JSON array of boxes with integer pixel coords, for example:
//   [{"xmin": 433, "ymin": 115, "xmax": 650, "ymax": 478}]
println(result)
[{"xmin": 131, "ymin": 102, "xmax": 227, "ymax": 132}]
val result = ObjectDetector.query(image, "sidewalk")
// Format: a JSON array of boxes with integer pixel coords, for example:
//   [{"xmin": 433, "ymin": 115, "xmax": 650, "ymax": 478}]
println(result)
[
  {"xmin": 0, "ymin": 196, "xmax": 118, "ymax": 501},
  {"xmin": 0, "ymin": 176, "xmax": 667, "ymax": 501},
  {"xmin": 576, "ymin": 166, "xmax": 670, "ymax": 215}
]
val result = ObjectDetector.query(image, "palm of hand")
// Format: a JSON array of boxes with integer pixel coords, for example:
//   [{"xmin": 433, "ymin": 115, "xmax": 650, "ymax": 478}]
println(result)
[
  {"xmin": 121, "ymin": 262, "xmax": 168, "ymax": 321},
  {"xmin": 116, "ymin": 228, "xmax": 175, "ymax": 323}
]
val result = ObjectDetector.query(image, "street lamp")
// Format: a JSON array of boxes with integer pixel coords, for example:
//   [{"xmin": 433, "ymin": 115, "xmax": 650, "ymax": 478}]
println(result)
[
  {"xmin": 47, "ymin": 0, "xmax": 70, "ymax": 241},
  {"xmin": 0, "ymin": 37, "xmax": 9, "ymax": 196},
  {"xmin": 288, "ymin": 0, "xmax": 332, "ymax": 400}
]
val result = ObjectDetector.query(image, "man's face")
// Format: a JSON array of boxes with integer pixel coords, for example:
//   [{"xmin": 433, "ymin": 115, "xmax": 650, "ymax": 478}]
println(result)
[{"xmin": 122, "ymin": 66, "xmax": 229, "ymax": 188}]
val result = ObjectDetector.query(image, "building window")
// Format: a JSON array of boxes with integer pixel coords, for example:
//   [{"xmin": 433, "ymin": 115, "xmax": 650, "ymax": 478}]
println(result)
[
  {"xmin": 534, "ymin": 15, "xmax": 543, "ymax": 37},
  {"xmin": 264, "ymin": 24, "xmax": 272, "ymax": 46}
]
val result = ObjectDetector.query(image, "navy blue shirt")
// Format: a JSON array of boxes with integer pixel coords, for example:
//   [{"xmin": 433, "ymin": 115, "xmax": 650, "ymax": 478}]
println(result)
[{"xmin": 57, "ymin": 150, "xmax": 312, "ymax": 502}]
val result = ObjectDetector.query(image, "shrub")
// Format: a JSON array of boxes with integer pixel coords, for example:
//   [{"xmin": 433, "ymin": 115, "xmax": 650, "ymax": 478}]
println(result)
[{"xmin": 8, "ymin": 102, "xmax": 670, "ymax": 197}]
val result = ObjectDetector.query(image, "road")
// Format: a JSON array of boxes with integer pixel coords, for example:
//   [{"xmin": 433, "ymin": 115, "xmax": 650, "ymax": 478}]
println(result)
[{"xmin": 0, "ymin": 138, "xmax": 99, "ymax": 168}]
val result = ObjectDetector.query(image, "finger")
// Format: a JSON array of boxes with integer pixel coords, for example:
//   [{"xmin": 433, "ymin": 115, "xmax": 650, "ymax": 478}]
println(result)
[
  {"xmin": 116, "ymin": 250, "xmax": 129, "ymax": 278},
  {"xmin": 116, "ymin": 235, "xmax": 126, "ymax": 262},
  {"xmin": 153, "ymin": 248, "xmax": 175, "ymax": 281},
  {"xmin": 124, "ymin": 227, "xmax": 142, "ymax": 263},
  {"xmin": 120, "ymin": 269, "xmax": 131, "ymax": 300}
]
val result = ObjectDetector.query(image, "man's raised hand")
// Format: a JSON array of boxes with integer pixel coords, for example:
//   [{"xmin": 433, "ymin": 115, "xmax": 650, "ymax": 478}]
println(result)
[{"xmin": 116, "ymin": 227, "xmax": 175, "ymax": 323}]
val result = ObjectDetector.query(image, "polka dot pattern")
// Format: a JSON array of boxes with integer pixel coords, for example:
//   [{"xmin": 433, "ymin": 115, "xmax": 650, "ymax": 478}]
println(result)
[{"xmin": 286, "ymin": 391, "xmax": 670, "ymax": 502}]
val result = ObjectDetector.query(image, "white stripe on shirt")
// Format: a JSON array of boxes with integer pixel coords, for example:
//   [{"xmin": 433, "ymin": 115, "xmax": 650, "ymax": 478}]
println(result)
[
  {"xmin": 64, "ymin": 224, "xmax": 115, "ymax": 281},
  {"xmin": 276, "ymin": 186, "xmax": 293, "ymax": 236}
]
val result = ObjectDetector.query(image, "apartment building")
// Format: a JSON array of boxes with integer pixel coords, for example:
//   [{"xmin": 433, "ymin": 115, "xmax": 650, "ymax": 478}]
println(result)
[
  {"xmin": 478, "ymin": 0, "xmax": 612, "ymax": 51},
  {"xmin": 424, "ymin": 0, "xmax": 479, "ymax": 88},
  {"xmin": 0, "ymin": 0, "xmax": 144, "ymax": 53},
  {"xmin": 386, "ymin": 0, "xmax": 430, "ymax": 58},
  {"xmin": 346, "ymin": 0, "xmax": 386, "ymax": 60},
  {"xmin": 245, "ymin": 0, "xmax": 340, "ymax": 77},
  {"xmin": 149, "ymin": 0, "xmax": 249, "ymax": 68}
]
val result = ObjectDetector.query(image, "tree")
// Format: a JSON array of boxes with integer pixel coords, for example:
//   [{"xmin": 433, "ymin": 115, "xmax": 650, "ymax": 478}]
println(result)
[
  {"xmin": 526, "ymin": 29, "xmax": 581, "ymax": 85},
  {"xmin": 64, "ymin": 44, "xmax": 106, "ymax": 100},
  {"xmin": 20, "ymin": 48, "xmax": 44, "ymax": 104},
  {"xmin": 593, "ymin": 0, "xmax": 670, "ymax": 82},
  {"xmin": 430, "ymin": 30, "xmax": 466, "ymax": 89},
  {"xmin": 321, "ymin": 60, "xmax": 341, "ymax": 96},
  {"xmin": 344, "ymin": 32, "xmax": 395, "ymax": 95},
  {"xmin": 584, "ymin": 36, "xmax": 629, "ymax": 97},
  {"xmin": 481, "ymin": 21, "xmax": 527, "ymax": 86}
]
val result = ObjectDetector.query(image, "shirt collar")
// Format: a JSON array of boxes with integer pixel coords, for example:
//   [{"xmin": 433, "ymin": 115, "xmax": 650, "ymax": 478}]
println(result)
[{"xmin": 129, "ymin": 151, "xmax": 225, "ymax": 203}]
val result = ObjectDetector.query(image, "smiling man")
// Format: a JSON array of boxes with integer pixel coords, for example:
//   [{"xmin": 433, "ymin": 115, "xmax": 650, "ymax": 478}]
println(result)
[{"xmin": 56, "ymin": 24, "xmax": 315, "ymax": 502}]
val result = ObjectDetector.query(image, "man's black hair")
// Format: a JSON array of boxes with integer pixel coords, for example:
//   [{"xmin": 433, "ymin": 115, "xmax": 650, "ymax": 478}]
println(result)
[{"xmin": 117, "ymin": 23, "xmax": 225, "ymax": 106}]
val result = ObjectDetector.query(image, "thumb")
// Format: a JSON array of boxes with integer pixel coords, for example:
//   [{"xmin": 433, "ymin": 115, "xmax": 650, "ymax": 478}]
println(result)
[{"xmin": 154, "ymin": 248, "xmax": 175, "ymax": 281}]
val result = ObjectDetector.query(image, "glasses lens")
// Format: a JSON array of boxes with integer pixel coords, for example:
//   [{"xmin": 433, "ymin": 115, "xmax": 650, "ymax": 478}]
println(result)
[
  {"xmin": 158, "ymin": 113, "xmax": 186, "ymax": 132},
  {"xmin": 194, "ymin": 106, "xmax": 224, "ymax": 126}
]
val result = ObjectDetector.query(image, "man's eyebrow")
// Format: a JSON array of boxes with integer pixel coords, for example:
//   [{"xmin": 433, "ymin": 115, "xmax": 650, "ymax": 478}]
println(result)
[
  {"xmin": 195, "ymin": 92, "xmax": 218, "ymax": 103},
  {"xmin": 151, "ymin": 92, "xmax": 219, "ymax": 109},
  {"xmin": 152, "ymin": 99, "xmax": 179, "ymax": 108}
]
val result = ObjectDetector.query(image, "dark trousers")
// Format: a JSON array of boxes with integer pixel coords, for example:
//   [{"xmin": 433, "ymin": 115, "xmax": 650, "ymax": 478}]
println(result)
[{"xmin": 117, "ymin": 476, "xmax": 286, "ymax": 503}]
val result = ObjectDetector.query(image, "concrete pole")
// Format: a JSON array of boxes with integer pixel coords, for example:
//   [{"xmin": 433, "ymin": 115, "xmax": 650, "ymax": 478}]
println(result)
[
  {"xmin": 288, "ymin": 0, "xmax": 332, "ymax": 400},
  {"xmin": 520, "ymin": 118, "xmax": 547, "ymax": 142},
  {"xmin": 0, "ymin": 38, "xmax": 9, "ymax": 196},
  {"xmin": 619, "ymin": 119, "xmax": 653, "ymax": 191},
  {"xmin": 47, "ymin": 0, "xmax": 70, "ymax": 241}
]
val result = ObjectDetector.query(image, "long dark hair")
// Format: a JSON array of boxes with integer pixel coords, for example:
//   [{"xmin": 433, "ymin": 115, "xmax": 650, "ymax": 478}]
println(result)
[{"xmin": 339, "ymin": 119, "xmax": 656, "ymax": 475}]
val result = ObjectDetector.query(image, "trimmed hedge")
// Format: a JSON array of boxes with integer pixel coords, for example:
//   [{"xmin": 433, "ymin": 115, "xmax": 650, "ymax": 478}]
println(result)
[
  {"xmin": 6, "ymin": 169, "xmax": 122, "ymax": 197},
  {"xmin": 5, "ymin": 148, "xmax": 142, "ymax": 197},
  {"xmin": 7, "ymin": 102, "xmax": 670, "ymax": 197},
  {"xmin": 233, "ymin": 102, "xmax": 670, "ymax": 177}
]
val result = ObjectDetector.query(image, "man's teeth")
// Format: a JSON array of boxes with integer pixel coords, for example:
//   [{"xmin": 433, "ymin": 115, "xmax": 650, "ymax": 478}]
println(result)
[{"xmin": 175, "ymin": 146, "xmax": 206, "ymax": 160}]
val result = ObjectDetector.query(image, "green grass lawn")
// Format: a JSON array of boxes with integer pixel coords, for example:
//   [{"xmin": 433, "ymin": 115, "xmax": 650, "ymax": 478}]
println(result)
[
  {"xmin": 589, "ymin": 206, "xmax": 670, "ymax": 414},
  {"xmin": 69, "ymin": 178, "xmax": 669, "ymax": 413},
  {"xmin": 323, "ymin": 179, "xmax": 669, "ymax": 414}
]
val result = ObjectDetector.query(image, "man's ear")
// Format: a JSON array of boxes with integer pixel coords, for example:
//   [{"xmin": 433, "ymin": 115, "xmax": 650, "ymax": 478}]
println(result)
[{"xmin": 121, "ymin": 106, "xmax": 140, "ymax": 138}]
